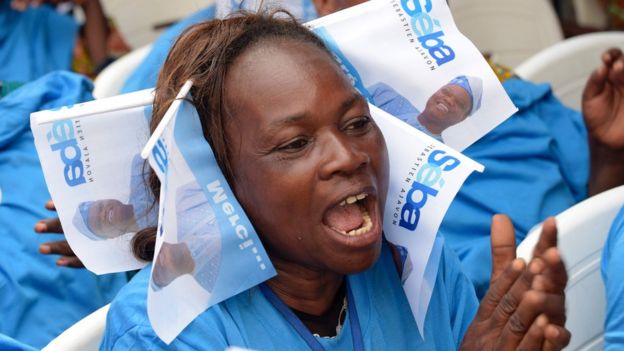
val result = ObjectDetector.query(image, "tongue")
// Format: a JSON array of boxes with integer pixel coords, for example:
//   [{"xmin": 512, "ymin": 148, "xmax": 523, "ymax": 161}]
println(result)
[{"xmin": 324, "ymin": 203, "xmax": 363, "ymax": 232}]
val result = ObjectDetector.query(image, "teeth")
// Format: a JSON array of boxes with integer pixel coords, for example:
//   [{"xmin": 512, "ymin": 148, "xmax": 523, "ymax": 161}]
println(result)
[
  {"xmin": 335, "ymin": 209, "xmax": 373, "ymax": 236},
  {"xmin": 339, "ymin": 193, "xmax": 368, "ymax": 206}
]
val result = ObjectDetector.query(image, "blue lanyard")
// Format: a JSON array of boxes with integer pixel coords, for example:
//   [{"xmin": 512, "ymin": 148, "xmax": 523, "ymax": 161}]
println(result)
[{"xmin": 259, "ymin": 282, "xmax": 364, "ymax": 351}]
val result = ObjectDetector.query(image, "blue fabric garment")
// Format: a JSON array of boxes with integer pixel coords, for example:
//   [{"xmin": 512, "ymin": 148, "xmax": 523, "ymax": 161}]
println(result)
[
  {"xmin": 101, "ymin": 239, "xmax": 478, "ymax": 350},
  {"xmin": 0, "ymin": 71, "xmax": 127, "ymax": 348},
  {"xmin": 0, "ymin": 334, "xmax": 37, "ymax": 351},
  {"xmin": 441, "ymin": 78, "xmax": 589, "ymax": 298},
  {"xmin": 120, "ymin": 6, "xmax": 216, "ymax": 94},
  {"xmin": 601, "ymin": 205, "xmax": 624, "ymax": 350},
  {"xmin": 0, "ymin": 2, "xmax": 78, "ymax": 82}
]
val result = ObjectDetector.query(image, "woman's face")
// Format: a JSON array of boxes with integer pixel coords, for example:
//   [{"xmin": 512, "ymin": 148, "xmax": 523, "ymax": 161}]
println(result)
[
  {"xmin": 223, "ymin": 40, "xmax": 389, "ymax": 275},
  {"xmin": 422, "ymin": 83, "xmax": 472, "ymax": 132}
]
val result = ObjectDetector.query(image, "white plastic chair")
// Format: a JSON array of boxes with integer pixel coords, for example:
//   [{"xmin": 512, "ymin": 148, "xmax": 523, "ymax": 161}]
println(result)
[
  {"xmin": 515, "ymin": 32, "xmax": 624, "ymax": 111},
  {"xmin": 517, "ymin": 185, "xmax": 624, "ymax": 351},
  {"xmin": 102, "ymin": 0, "xmax": 213, "ymax": 48},
  {"xmin": 447, "ymin": 0, "xmax": 563, "ymax": 68},
  {"xmin": 42, "ymin": 303, "xmax": 110, "ymax": 351},
  {"xmin": 92, "ymin": 44, "xmax": 153, "ymax": 99}
]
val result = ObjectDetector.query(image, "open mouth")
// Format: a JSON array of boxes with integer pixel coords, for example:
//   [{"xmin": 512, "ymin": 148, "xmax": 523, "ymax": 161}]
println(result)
[
  {"xmin": 323, "ymin": 192, "xmax": 374, "ymax": 236},
  {"xmin": 435, "ymin": 101, "xmax": 450, "ymax": 114}
]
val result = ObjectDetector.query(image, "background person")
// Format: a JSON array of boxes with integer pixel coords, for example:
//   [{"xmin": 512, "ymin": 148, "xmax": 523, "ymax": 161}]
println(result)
[
  {"xmin": 1, "ymin": 0, "xmax": 111, "ymax": 83},
  {"xmin": 101, "ymin": 13, "xmax": 569, "ymax": 350}
]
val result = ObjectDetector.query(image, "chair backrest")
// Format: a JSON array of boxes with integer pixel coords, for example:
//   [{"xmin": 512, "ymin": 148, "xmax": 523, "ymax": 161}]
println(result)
[
  {"xmin": 102, "ymin": 0, "xmax": 213, "ymax": 48},
  {"xmin": 517, "ymin": 185, "xmax": 624, "ymax": 351},
  {"xmin": 447, "ymin": 0, "xmax": 563, "ymax": 68},
  {"xmin": 42, "ymin": 303, "xmax": 110, "ymax": 351},
  {"xmin": 92, "ymin": 44, "xmax": 153, "ymax": 99},
  {"xmin": 515, "ymin": 32, "xmax": 624, "ymax": 111},
  {"xmin": 572, "ymin": 0, "xmax": 607, "ymax": 29}
]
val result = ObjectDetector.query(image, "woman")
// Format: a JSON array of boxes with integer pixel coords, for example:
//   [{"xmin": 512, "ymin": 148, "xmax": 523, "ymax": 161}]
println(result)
[{"xmin": 101, "ymin": 12, "xmax": 569, "ymax": 350}]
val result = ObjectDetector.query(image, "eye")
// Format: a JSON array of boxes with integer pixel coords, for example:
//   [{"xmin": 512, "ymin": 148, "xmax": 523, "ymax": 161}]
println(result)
[
  {"xmin": 344, "ymin": 116, "xmax": 372, "ymax": 133},
  {"xmin": 275, "ymin": 137, "xmax": 310, "ymax": 153}
]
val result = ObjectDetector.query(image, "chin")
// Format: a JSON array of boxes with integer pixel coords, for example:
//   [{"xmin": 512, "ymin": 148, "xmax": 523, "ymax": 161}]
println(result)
[{"xmin": 330, "ymin": 236, "xmax": 383, "ymax": 275}]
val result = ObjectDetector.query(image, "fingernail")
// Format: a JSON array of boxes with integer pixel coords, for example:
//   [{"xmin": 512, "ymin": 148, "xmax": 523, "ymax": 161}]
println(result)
[
  {"xmin": 57, "ymin": 258, "xmax": 67, "ymax": 266},
  {"xmin": 615, "ymin": 60, "xmax": 624, "ymax": 71},
  {"xmin": 39, "ymin": 245, "xmax": 50, "ymax": 254},
  {"xmin": 34, "ymin": 222, "xmax": 46, "ymax": 232},
  {"xmin": 529, "ymin": 259, "xmax": 543, "ymax": 274},
  {"xmin": 511, "ymin": 258, "xmax": 525, "ymax": 271}
]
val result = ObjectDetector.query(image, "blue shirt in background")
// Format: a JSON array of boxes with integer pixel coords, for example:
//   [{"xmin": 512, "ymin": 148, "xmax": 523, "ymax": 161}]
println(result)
[
  {"xmin": 0, "ymin": 72, "xmax": 127, "ymax": 348},
  {"xmin": 101, "ymin": 239, "xmax": 478, "ymax": 350},
  {"xmin": 0, "ymin": 2, "xmax": 77, "ymax": 83},
  {"xmin": 120, "ymin": 6, "xmax": 216, "ymax": 94},
  {"xmin": 601, "ymin": 205, "xmax": 624, "ymax": 350},
  {"xmin": 0, "ymin": 334, "xmax": 37, "ymax": 351}
]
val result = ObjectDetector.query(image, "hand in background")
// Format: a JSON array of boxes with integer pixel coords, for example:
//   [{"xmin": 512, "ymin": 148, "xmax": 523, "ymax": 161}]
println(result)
[
  {"xmin": 34, "ymin": 200, "xmax": 85, "ymax": 268},
  {"xmin": 583, "ymin": 48, "xmax": 624, "ymax": 195}
]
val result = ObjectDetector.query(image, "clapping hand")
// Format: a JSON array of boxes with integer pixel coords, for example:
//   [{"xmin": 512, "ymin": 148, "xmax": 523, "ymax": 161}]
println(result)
[{"xmin": 460, "ymin": 215, "xmax": 569, "ymax": 350}]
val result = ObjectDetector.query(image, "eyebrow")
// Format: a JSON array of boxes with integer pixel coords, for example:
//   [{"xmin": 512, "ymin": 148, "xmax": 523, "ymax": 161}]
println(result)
[{"xmin": 264, "ymin": 92, "xmax": 364, "ymax": 132}]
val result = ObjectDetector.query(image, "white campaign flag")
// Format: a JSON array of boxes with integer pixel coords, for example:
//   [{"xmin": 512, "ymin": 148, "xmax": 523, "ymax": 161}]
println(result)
[
  {"xmin": 31, "ymin": 89, "xmax": 156, "ymax": 274},
  {"xmin": 370, "ymin": 104, "xmax": 483, "ymax": 336},
  {"xmin": 307, "ymin": 0, "xmax": 518, "ymax": 151},
  {"xmin": 144, "ymin": 83, "xmax": 276, "ymax": 344}
]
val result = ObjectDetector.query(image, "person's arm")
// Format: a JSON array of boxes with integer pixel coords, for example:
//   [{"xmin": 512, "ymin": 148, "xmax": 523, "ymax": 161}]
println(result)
[
  {"xmin": 460, "ymin": 215, "xmax": 570, "ymax": 350},
  {"xmin": 582, "ymin": 48, "xmax": 624, "ymax": 196},
  {"xmin": 78, "ymin": 0, "xmax": 110, "ymax": 70}
]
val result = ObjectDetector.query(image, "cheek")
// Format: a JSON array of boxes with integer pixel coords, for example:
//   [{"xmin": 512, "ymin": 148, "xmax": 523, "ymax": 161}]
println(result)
[{"xmin": 233, "ymin": 159, "xmax": 315, "ymax": 231}]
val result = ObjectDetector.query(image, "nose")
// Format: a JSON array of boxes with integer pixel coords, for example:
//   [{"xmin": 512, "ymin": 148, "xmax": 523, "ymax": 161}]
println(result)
[{"xmin": 318, "ymin": 132, "xmax": 370, "ymax": 180}]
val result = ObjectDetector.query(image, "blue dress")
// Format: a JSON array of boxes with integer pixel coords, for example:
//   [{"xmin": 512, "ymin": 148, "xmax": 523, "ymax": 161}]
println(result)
[
  {"xmin": 0, "ymin": 72, "xmax": 127, "ymax": 348},
  {"xmin": 601, "ymin": 205, "xmax": 624, "ymax": 350},
  {"xmin": 0, "ymin": 2, "xmax": 77, "ymax": 82},
  {"xmin": 101, "ymin": 239, "xmax": 478, "ymax": 350}
]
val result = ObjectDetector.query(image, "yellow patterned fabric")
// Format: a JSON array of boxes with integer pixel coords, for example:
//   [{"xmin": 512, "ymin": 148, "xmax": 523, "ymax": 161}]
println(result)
[{"xmin": 486, "ymin": 57, "xmax": 516, "ymax": 83}]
